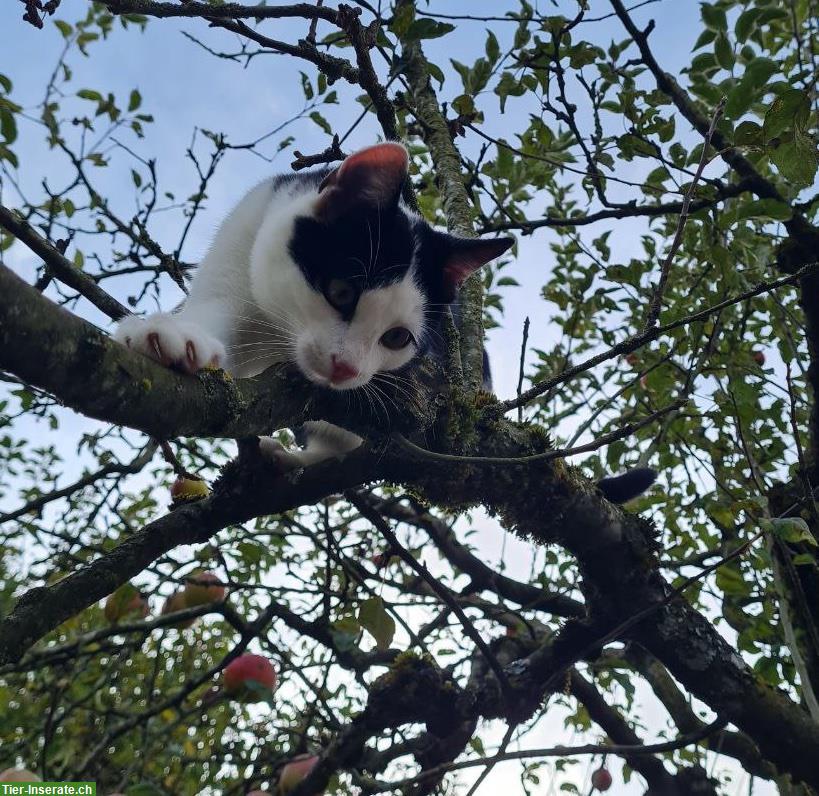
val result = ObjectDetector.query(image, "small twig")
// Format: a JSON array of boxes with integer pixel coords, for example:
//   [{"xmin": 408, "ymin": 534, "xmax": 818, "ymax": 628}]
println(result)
[
  {"xmin": 306, "ymin": 0, "xmax": 324, "ymax": 43},
  {"xmin": 291, "ymin": 134, "xmax": 347, "ymax": 171},
  {"xmin": 387, "ymin": 717, "xmax": 727, "ymax": 790},
  {"xmin": 516, "ymin": 316, "xmax": 530, "ymax": 423},
  {"xmin": 0, "ymin": 203, "xmax": 130, "ymax": 321},
  {"xmin": 643, "ymin": 96, "xmax": 726, "ymax": 330},
  {"xmin": 393, "ymin": 398, "xmax": 687, "ymax": 466},
  {"xmin": 158, "ymin": 439, "xmax": 201, "ymax": 481},
  {"xmin": 464, "ymin": 722, "xmax": 517, "ymax": 796}
]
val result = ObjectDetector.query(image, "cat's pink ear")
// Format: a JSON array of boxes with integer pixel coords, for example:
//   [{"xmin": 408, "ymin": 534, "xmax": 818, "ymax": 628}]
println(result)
[
  {"xmin": 316, "ymin": 143, "xmax": 408, "ymax": 219},
  {"xmin": 442, "ymin": 236, "xmax": 514, "ymax": 299}
]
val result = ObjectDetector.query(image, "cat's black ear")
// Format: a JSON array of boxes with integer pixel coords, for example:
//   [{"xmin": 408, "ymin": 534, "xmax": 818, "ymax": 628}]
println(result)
[
  {"xmin": 440, "ymin": 235, "xmax": 514, "ymax": 300},
  {"xmin": 315, "ymin": 143, "xmax": 408, "ymax": 220}
]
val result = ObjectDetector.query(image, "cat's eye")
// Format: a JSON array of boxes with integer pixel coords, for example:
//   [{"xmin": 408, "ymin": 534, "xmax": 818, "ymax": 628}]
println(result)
[
  {"xmin": 380, "ymin": 326, "xmax": 415, "ymax": 350},
  {"xmin": 325, "ymin": 278, "xmax": 358, "ymax": 310}
]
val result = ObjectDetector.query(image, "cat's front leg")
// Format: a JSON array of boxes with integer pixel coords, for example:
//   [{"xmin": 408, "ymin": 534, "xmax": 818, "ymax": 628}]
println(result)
[
  {"xmin": 259, "ymin": 421, "xmax": 363, "ymax": 472},
  {"xmin": 114, "ymin": 312, "xmax": 227, "ymax": 374}
]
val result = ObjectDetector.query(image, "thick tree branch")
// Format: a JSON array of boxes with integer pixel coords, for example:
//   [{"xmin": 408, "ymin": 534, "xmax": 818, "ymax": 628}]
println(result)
[
  {"xmin": 0, "ymin": 264, "xmax": 435, "ymax": 439},
  {"xmin": 100, "ymin": 0, "xmax": 340, "ymax": 23},
  {"xmin": 398, "ymin": 5, "xmax": 486, "ymax": 392}
]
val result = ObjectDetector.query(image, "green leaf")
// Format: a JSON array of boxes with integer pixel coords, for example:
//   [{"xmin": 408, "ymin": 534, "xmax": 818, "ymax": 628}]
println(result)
[
  {"xmin": 54, "ymin": 19, "xmax": 73, "ymax": 38},
  {"xmin": 715, "ymin": 564, "xmax": 748, "ymax": 597},
  {"xmin": 128, "ymin": 89, "xmax": 141, "ymax": 111},
  {"xmin": 792, "ymin": 554, "xmax": 818, "ymax": 567},
  {"xmin": 358, "ymin": 596, "xmax": 395, "ymax": 651},
  {"xmin": 469, "ymin": 736, "xmax": 486, "ymax": 755},
  {"xmin": 736, "ymin": 198, "xmax": 792, "ymax": 222},
  {"xmin": 427, "ymin": 61, "xmax": 445, "ymax": 89},
  {"xmin": 770, "ymin": 517, "xmax": 818, "ymax": 546},
  {"xmin": 495, "ymin": 71, "xmax": 526, "ymax": 112},
  {"xmin": 403, "ymin": 19, "xmax": 455, "ymax": 42},
  {"xmin": 569, "ymin": 43, "xmax": 600, "ymax": 69},
  {"xmin": 763, "ymin": 89, "xmax": 811, "ymax": 141},
  {"xmin": 734, "ymin": 8, "xmax": 759, "ymax": 42},
  {"xmin": 733, "ymin": 120, "xmax": 763, "ymax": 147},
  {"xmin": 700, "ymin": 3, "xmax": 727, "ymax": 31},
  {"xmin": 714, "ymin": 33, "xmax": 734, "ymax": 70},
  {"xmin": 768, "ymin": 137, "xmax": 819, "ymax": 186},
  {"xmin": 300, "ymin": 71, "xmax": 314, "ymax": 101},
  {"xmin": 452, "ymin": 94, "xmax": 475, "ymax": 115},
  {"xmin": 724, "ymin": 58, "xmax": 778, "ymax": 118},
  {"xmin": 308, "ymin": 111, "xmax": 332, "ymax": 135},
  {"xmin": 485, "ymin": 29, "xmax": 500, "ymax": 64},
  {"xmin": 390, "ymin": 3, "xmax": 414, "ymax": 37},
  {"xmin": 692, "ymin": 28, "xmax": 716, "ymax": 50},
  {"xmin": 0, "ymin": 108, "xmax": 16, "ymax": 144},
  {"xmin": 77, "ymin": 88, "xmax": 103, "ymax": 102}
]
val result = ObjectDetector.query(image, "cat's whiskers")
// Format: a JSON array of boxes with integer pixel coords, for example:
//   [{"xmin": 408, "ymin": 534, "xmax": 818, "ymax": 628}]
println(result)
[
  {"xmin": 363, "ymin": 381, "xmax": 391, "ymax": 425},
  {"xmin": 230, "ymin": 329, "xmax": 295, "ymax": 344},
  {"xmin": 231, "ymin": 312, "xmax": 296, "ymax": 336},
  {"xmin": 368, "ymin": 379, "xmax": 397, "ymax": 423},
  {"xmin": 374, "ymin": 373, "xmax": 417, "ymax": 405},
  {"xmin": 231, "ymin": 350, "xmax": 295, "ymax": 371}
]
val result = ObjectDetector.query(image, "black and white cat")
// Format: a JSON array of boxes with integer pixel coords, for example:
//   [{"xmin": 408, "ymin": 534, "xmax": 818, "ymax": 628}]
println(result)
[{"xmin": 114, "ymin": 142, "xmax": 654, "ymax": 502}]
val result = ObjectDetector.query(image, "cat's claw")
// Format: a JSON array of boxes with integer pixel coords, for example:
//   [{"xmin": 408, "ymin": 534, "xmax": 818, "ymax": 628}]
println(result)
[{"xmin": 114, "ymin": 313, "xmax": 226, "ymax": 374}]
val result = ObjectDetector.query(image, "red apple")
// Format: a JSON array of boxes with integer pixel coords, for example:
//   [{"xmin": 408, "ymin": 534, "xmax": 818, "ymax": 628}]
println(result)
[
  {"xmin": 591, "ymin": 766, "xmax": 613, "ymax": 791},
  {"xmin": 753, "ymin": 350, "xmax": 766, "ymax": 366},
  {"xmin": 0, "ymin": 768, "xmax": 40, "ymax": 781},
  {"xmin": 223, "ymin": 653, "xmax": 277, "ymax": 702},
  {"xmin": 170, "ymin": 476, "xmax": 209, "ymax": 504},
  {"xmin": 184, "ymin": 570, "xmax": 226, "ymax": 606},
  {"xmin": 370, "ymin": 551, "xmax": 396, "ymax": 569},
  {"xmin": 278, "ymin": 754, "xmax": 321, "ymax": 795},
  {"xmin": 160, "ymin": 591, "xmax": 196, "ymax": 629},
  {"xmin": 104, "ymin": 583, "xmax": 149, "ymax": 623}
]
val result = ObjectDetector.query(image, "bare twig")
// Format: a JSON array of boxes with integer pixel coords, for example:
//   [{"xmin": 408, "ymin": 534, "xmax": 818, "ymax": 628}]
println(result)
[
  {"xmin": 516, "ymin": 316, "xmax": 530, "ymax": 422},
  {"xmin": 0, "ymin": 204, "xmax": 130, "ymax": 321},
  {"xmin": 643, "ymin": 97, "xmax": 726, "ymax": 330},
  {"xmin": 291, "ymin": 134, "xmax": 347, "ymax": 171}
]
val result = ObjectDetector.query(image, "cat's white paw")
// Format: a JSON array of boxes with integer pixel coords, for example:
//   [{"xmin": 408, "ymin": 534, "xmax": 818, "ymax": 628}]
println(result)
[
  {"xmin": 114, "ymin": 313, "xmax": 226, "ymax": 374},
  {"xmin": 259, "ymin": 437, "xmax": 311, "ymax": 472},
  {"xmin": 259, "ymin": 422, "xmax": 363, "ymax": 473}
]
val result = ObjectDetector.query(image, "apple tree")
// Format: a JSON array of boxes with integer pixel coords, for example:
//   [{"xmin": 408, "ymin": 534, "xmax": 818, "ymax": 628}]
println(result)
[{"xmin": 1, "ymin": 1, "xmax": 819, "ymax": 794}]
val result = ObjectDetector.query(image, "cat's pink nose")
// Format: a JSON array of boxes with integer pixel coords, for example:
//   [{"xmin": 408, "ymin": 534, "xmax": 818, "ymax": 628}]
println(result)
[{"xmin": 330, "ymin": 356, "xmax": 359, "ymax": 383}]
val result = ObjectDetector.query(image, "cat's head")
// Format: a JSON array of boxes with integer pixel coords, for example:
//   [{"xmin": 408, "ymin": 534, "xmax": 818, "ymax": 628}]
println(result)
[{"xmin": 272, "ymin": 143, "xmax": 512, "ymax": 390}]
